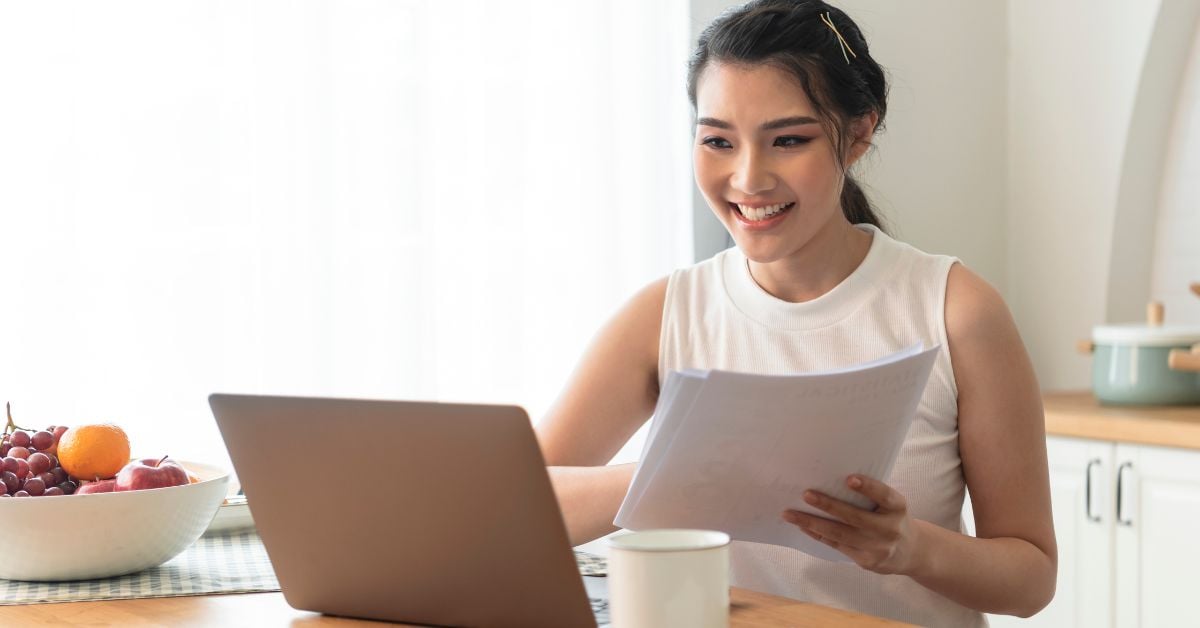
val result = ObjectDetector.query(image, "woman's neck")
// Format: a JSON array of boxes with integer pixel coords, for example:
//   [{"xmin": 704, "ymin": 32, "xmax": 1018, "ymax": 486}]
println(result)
[{"xmin": 746, "ymin": 220, "xmax": 873, "ymax": 304}]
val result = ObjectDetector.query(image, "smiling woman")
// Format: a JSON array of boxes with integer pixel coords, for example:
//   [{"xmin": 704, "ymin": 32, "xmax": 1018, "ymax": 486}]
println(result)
[
  {"xmin": 0, "ymin": 1, "xmax": 692, "ymax": 471},
  {"xmin": 536, "ymin": 1, "xmax": 1056, "ymax": 626}
]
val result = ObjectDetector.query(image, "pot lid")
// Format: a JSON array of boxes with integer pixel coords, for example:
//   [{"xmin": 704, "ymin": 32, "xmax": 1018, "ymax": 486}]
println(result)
[{"xmin": 1092, "ymin": 324, "xmax": 1200, "ymax": 346}]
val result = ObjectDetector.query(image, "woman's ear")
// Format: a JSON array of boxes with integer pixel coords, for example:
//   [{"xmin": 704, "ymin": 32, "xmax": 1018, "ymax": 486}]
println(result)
[{"xmin": 845, "ymin": 111, "xmax": 879, "ymax": 167}]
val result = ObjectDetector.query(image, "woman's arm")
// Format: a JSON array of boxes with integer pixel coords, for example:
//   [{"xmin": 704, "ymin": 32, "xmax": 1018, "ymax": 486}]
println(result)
[
  {"xmin": 536, "ymin": 277, "xmax": 667, "ymax": 546},
  {"xmin": 783, "ymin": 264, "xmax": 1057, "ymax": 617},
  {"xmin": 932, "ymin": 262, "xmax": 1057, "ymax": 615},
  {"xmin": 547, "ymin": 464, "xmax": 638, "ymax": 547}
]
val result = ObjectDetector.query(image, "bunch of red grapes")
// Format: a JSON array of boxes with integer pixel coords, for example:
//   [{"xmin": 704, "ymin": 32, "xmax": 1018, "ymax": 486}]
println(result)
[{"xmin": 1, "ymin": 403, "xmax": 77, "ymax": 498}]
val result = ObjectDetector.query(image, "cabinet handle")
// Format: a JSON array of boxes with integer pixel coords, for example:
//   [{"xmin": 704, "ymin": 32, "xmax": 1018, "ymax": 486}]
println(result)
[
  {"xmin": 1116, "ymin": 462, "xmax": 1134, "ymax": 526},
  {"xmin": 1085, "ymin": 458, "xmax": 1101, "ymax": 522}
]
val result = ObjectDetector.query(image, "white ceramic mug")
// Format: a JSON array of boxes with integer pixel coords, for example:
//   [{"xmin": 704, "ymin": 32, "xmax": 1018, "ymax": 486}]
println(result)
[{"xmin": 606, "ymin": 529, "xmax": 731, "ymax": 628}]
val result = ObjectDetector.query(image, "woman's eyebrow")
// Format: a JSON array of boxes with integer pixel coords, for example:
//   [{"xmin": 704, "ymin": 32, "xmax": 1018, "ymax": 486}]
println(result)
[{"xmin": 696, "ymin": 115, "xmax": 820, "ymax": 130}]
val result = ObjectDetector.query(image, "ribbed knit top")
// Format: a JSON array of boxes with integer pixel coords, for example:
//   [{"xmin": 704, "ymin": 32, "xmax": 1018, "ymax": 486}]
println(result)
[{"xmin": 657, "ymin": 224, "xmax": 986, "ymax": 628}]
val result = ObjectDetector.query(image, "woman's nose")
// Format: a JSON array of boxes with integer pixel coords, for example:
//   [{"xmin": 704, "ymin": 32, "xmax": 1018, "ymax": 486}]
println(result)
[{"xmin": 730, "ymin": 149, "xmax": 775, "ymax": 195}]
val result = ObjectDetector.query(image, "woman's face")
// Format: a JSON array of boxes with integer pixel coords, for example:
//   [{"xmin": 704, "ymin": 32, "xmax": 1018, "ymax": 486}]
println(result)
[{"xmin": 692, "ymin": 62, "xmax": 853, "ymax": 264}]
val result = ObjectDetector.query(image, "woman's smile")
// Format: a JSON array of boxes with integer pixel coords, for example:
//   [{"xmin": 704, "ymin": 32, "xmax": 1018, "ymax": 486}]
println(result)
[{"xmin": 729, "ymin": 201, "xmax": 796, "ymax": 230}]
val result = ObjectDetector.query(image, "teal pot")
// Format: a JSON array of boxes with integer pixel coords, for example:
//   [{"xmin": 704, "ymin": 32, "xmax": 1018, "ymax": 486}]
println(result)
[{"xmin": 1090, "ymin": 324, "xmax": 1200, "ymax": 405}]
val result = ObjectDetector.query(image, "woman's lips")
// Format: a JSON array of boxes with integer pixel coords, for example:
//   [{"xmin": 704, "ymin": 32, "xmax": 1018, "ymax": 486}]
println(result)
[{"xmin": 730, "ymin": 201, "xmax": 795, "ymax": 230}]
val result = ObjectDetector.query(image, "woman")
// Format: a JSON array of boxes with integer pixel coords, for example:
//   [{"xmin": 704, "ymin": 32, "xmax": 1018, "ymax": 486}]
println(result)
[{"xmin": 535, "ymin": 1, "xmax": 1056, "ymax": 625}]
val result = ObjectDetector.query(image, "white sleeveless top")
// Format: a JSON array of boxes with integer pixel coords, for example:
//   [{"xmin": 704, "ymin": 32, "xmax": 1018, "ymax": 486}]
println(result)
[{"xmin": 657, "ymin": 224, "xmax": 986, "ymax": 628}]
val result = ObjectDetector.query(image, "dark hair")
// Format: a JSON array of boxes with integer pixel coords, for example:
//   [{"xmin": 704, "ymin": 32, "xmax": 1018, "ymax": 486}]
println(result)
[{"xmin": 687, "ymin": 0, "xmax": 889, "ymax": 231}]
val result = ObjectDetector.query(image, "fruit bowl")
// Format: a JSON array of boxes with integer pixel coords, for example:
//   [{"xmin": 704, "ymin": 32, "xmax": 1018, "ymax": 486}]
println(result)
[{"xmin": 0, "ymin": 461, "xmax": 229, "ymax": 581}]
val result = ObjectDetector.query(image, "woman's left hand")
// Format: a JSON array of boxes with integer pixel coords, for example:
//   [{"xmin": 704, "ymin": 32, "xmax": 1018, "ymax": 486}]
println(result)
[{"xmin": 782, "ymin": 475, "xmax": 924, "ymax": 576}]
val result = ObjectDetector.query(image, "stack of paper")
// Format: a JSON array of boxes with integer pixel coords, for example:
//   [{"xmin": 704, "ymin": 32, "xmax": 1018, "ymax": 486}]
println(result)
[{"xmin": 613, "ymin": 344, "xmax": 939, "ymax": 562}]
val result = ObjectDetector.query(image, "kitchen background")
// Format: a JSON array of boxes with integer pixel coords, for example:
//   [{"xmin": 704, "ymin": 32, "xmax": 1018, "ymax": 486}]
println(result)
[{"xmin": 1, "ymin": 1, "xmax": 1198, "ymax": 627}]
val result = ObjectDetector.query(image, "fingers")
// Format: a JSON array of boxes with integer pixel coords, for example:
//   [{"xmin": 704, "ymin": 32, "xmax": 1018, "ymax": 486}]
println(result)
[
  {"xmin": 783, "ymin": 509, "xmax": 867, "ymax": 551},
  {"xmin": 798, "ymin": 521, "xmax": 848, "ymax": 553},
  {"xmin": 785, "ymin": 475, "xmax": 907, "ymax": 540},
  {"xmin": 802, "ymin": 489, "xmax": 870, "ymax": 527},
  {"xmin": 781, "ymin": 476, "xmax": 913, "ymax": 575},
  {"xmin": 781, "ymin": 476, "xmax": 906, "ymax": 541},
  {"xmin": 847, "ymin": 475, "xmax": 907, "ymax": 513}
]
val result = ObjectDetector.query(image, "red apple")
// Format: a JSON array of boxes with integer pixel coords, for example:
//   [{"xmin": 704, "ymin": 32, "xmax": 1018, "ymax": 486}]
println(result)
[
  {"xmin": 115, "ymin": 456, "xmax": 189, "ymax": 492},
  {"xmin": 76, "ymin": 479, "xmax": 117, "ymax": 494}
]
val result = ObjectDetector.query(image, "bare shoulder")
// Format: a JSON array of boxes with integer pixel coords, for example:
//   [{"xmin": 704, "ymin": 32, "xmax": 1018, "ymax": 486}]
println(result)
[
  {"xmin": 625, "ymin": 275, "xmax": 669, "ymax": 334},
  {"xmin": 942, "ymin": 262, "xmax": 1036, "ymax": 379},
  {"xmin": 944, "ymin": 263, "xmax": 1013, "ymax": 344},
  {"xmin": 942, "ymin": 262, "xmax": 1041, "ymax": 424},
  {"xmin": 943, "ymin": 262, "xmax": 1045, "ymax": 476},
  {"xmin": 599, "ymin": 275, "xmax": 669, "ymax": 368},
  {"xmin": 536, "ymin": 275, "xmax": 669, "ymax": 466}
]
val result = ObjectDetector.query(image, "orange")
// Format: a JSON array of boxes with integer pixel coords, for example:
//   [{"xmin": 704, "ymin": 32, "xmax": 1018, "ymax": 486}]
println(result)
[{"xmin": 57, "ymin": 424, "xmax": 131, "ymax": 481}]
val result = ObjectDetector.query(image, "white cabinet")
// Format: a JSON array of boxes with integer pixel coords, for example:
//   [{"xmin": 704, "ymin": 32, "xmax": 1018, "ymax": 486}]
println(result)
[
  {"xmin": 1113, "ymin": 443, "xmax": 1200, "ymax": 627},
  {"xmin": 980, "ymin": 436, "xmax": 1200, "ymax": 628}
]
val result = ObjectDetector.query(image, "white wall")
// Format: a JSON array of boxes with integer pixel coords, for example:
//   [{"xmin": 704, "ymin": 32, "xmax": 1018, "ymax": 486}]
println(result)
[
  {"xmin": 1105, "ymin": 0, "xmax": 1200, "ymax": 329},
  {"xmin": 689, "ymin": 3, "xmax": 736, "ymax": 263},
  {"xmin": 1008, "ymin": 0, "xmax": 1199, "ymax": 390},
  {"xmin": 1152, "ymin": 20, "xmax": 1200, "ymax": 326},
  {"xmin": 1007, "ymin": 0, "xmax": 1156, "ymax": 391}
]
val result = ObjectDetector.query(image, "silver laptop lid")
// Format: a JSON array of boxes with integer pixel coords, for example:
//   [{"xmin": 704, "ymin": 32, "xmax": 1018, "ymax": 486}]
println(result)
[{"xmin": 210, "ymin": 394, "xmax": 596, "ymax": 628}]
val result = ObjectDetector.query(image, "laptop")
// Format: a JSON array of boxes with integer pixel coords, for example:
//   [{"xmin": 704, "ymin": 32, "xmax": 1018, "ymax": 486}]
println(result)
[{"xmin": 209, "ymin": 393, "xmax": 609, "ymax": 627}]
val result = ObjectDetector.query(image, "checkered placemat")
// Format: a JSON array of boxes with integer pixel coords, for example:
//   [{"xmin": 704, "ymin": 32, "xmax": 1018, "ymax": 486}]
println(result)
[
  {"xmin": 0, "ymin": 532, "xmax": 609, "ymax": 605},
  {"xmin": 0, "ymin": 531, "xmax": 278, "ymax": 605}
]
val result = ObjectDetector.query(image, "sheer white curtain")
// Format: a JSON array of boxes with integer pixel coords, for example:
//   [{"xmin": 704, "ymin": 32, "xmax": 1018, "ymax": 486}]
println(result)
[{"xmin": 0, "ymin": 1, "xmax": 693, "ymax": 471}]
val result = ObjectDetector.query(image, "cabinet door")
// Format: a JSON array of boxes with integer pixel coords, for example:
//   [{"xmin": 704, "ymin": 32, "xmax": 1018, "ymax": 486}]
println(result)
[
  {"xmin": 1114, "ymin": 443, "xmax": 1200, "ymax": 628},
  {"xmin": 987, "ymin": 436, "xmax": 1113, "ymax": 628}
]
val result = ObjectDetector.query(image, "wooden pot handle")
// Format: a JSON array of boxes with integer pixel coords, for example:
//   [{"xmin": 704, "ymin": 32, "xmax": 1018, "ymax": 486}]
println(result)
[
  {"xmin": 1191, "ymin": 282, "xmax": 1200, "ymax": 298},
  {"xmin": 1076, "ymin": 339, "xmax": 1094, "ymax": 354},
  {"xmin": 1169, "ymin": 348, "xmax": 1200, "ymax": 372},
  {"xmin": 1147, "ymin": 301, "xmax": 1165, "ymax": 326}
]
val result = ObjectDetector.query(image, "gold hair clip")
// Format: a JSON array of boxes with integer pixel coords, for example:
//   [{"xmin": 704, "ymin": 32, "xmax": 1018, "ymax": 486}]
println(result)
[{"xmin": 819, "ymin": 11, "xmax": 857, "ymax": 64}]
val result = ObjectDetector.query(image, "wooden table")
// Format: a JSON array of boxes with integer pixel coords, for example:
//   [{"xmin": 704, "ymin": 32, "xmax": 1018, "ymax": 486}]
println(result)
[
  {"xmin": 1043, "ymin": 390, "xmax": 1200, "ymax": 450},
  {"xmin": 1, "ymin": 588, "xmax": 912, "ymax": 627}
]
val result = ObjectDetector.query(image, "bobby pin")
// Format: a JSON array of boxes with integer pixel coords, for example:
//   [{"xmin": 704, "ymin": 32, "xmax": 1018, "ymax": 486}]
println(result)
[{"xmin": 820, "ymin": 11, "xmax": 857, "ymax": 64}]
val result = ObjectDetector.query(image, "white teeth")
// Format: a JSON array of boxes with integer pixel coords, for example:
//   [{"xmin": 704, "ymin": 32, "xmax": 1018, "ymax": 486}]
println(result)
[{"xmin": 735, "ymin": 202, "xmax": 793, "ymax": 221}]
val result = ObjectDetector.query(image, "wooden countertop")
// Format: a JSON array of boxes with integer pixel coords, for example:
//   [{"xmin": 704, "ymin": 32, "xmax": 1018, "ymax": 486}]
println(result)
[
  {"xmin": 0, "ymin": 589, "xmax": 913, "ymax": 627},
  {"xmin": 1043, "ymin": 391, "xmax": 1200, "ymax": 450}
]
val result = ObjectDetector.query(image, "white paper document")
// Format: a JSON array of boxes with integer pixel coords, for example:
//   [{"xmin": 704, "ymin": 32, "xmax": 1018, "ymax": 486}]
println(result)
[{"xmin": 614, "ymin": 344, "xmax": 939, "ymax": 563}]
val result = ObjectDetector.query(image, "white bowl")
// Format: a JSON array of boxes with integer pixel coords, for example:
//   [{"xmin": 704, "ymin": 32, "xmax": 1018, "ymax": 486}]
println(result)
[{"xmin": 0, "ymin": 461, "xmax": 229, "ymax": 581}]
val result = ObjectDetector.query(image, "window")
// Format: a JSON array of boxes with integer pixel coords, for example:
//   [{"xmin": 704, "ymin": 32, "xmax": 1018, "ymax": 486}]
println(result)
[{"xmin": 0, "ymin": 0, "xmax": 693, "ymax": 471}]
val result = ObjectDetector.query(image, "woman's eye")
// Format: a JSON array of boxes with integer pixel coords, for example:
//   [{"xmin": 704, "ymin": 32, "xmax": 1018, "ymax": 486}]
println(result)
[
  {"xmin": 701, "ymin": 137, "xmax": 732, "ymax": 149},
  {"xmin": 775, "ymin": 136, "xmax": 813, "ymax": 147}
]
